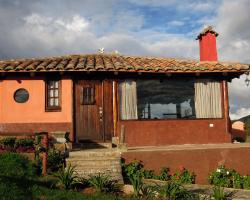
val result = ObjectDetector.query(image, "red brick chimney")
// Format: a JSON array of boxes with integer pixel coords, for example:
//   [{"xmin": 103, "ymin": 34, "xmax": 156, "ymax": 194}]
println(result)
[{"xmin": 196, "ymin": 26, "xmax": 219, "ymax": 61}]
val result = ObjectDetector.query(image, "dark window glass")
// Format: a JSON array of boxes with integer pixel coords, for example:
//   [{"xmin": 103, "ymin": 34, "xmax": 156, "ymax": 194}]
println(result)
[
  {"xmin": 14, "ymin": 88, "xmax": 29, "ymax": 103},
  {"xmin": 46, "ymin": 80, "xmax": 61, "ymax": 111},
  {"xmin": 136, "ymin": 80, "xmax": 196, "ymax": 119},
  {"xmin": 82, "ymin": 86, "xmax": 95, "ymax": 105}
]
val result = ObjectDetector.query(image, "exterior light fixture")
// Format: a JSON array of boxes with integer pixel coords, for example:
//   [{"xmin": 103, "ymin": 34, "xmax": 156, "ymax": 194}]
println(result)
[
  {"xmin": 245, "ymin": 77, "xmax": 250, "ymax": 86},
  {"xmin": 245, "ymin": 72, "xmax": 250, "ymax": 86}
]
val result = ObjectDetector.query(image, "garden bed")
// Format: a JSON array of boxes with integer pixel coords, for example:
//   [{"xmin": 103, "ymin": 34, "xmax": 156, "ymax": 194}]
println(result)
[{"xmin": 143, "ymin": 179, "xmax": 250, "ymax": 199}]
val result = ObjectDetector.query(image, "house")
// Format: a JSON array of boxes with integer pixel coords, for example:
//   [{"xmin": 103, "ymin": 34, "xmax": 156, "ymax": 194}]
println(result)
[{"xmin": 0, "ymin": 26, "xmax": 249, "ymax": 147}]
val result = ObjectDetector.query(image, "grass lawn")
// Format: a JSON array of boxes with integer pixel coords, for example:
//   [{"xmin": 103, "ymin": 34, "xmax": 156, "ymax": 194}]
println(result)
[{"xmin": 0, "ymin": 175, "xmax": 135, "ymax": 200}]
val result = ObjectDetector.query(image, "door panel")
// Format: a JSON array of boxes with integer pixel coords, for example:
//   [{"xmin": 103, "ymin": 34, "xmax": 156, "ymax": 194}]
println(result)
[{"xmin": 75, "ymin": 80, "xmax": 103, "ymax": 141}]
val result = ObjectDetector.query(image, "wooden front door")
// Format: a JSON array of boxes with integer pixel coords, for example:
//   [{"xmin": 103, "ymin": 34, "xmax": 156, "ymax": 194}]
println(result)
[{"xmin": 75, "ymin": 80, "xmax": 104, "ymax": 141}]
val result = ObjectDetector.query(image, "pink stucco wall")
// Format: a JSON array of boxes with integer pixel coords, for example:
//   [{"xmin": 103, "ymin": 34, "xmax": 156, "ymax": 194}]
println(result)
[{"xmin": 0, "ymin": 77, "xmax": 72, "ymax": 123}]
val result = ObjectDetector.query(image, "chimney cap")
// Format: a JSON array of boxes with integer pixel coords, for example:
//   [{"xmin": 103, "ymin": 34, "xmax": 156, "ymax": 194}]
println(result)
[{"xmin": 196, "ymin": 26, "xmax": 219, "ymax": 40}]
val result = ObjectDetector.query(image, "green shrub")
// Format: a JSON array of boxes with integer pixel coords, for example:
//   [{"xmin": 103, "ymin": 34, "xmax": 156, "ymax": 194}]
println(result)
[
  {"xmin": 142, "ymin": 169, "xmax": 156, "ymax": 179},
  {"xmin": 121, "ymin": 160, "xmax": 144, "ymax": 196},
  {"xmin": 0, "ymin": 137, "xmax": 16, "ymax": 151},
  {"xmin": 32, "ymin": 156, "xmax": 42, "ymax": 176},
  {"xmin": 122, "ymin": 160, "xmax": 144, "ymax": 181},
  {"xmin": 0, "ymin": 152, "xmax": 35, "ymax": 178},
  {"xmin": 88, "ymin": 173, "xmax": 117, "ymax": 193},
  {"xmin": 47, "ymin": 149, "xmax": 65, "ymax": 173},
  {"xmin": 208, "ymin": 165, "xmax": 250, "ymax": 189},
  {"xmin": 171, "ymin": 167, "xmax": 196, "ymax": 184},
  {"xmin": 55, "ymin": 164, "xmax": 78, "ymax": 190},
  {"xmin": 212, "ymin": 186, "xmax": 234, "ymax": 200},
  {"xmin": 242, "ymin": 176, "xmax": 250, "ymax": 189},
  {"xmin": 15, "ymin": 138, "xmax": 34, "ymax": 148},
  {"xmin": 130, "ymin": 171, "xmax": 144, "ymax": 197},
  {"xmin": 157, "ymin": 167, "xmax": 171, "ymax": 181},
  {"xmin": 209, "ymin": 165, "xmax": 232, "ymax": 187}
]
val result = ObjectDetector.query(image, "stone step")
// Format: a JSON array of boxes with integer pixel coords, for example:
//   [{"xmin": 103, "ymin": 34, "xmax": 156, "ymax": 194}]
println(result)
[
  {"xmin": 67, "ymin": 156, "xmax": 120, "ymax": 161},
  {"xmin": 73, "ymin": 142, "xmax": 112, "ymax": 149},
  {"xmin": 69, "ymin": 150, "xmax": 120, "ymax": 158},
  {"xmin": 67, "ymin": 160, "xmax": 121, "ymax": 167},
  {"xmin": 67, "ymin": 149, "xmax": 123, "ymax": 183}
]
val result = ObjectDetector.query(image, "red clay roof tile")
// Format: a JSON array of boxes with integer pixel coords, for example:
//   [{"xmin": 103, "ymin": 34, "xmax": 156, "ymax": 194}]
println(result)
[{"xmin": 0, "ymin": 54, "xmax": 249, "ymax": 73}]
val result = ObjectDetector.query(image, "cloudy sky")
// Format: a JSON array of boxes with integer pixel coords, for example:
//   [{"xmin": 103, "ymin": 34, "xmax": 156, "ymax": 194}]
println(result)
[{"xmin": 0, "ymin": 0, "xmax": 249, "ymax": 119}]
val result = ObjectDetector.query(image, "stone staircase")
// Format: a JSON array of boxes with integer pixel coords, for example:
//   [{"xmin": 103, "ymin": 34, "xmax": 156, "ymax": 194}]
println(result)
[{"xmin": 66, "ymin": 148, "xmax": 123, "ymax": 183}]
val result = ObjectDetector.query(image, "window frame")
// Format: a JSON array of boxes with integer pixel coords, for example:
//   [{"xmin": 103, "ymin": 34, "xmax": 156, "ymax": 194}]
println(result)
[
  {"xmin": 118, "ymin": 78, "xmax": 224, "ymax": 121},
  {"xmin": 45, "ymin": 79, "xmax": 62, "ymax": 112}
]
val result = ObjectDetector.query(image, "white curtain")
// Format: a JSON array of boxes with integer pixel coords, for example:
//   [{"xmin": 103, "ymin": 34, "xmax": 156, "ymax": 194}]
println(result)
[
  {"xmin": 119, "ymin": 80, "xmax": 138, "ymax": 120},
  {"xmin": 195, "ymin": 80, "xmax": 222, "ymax": 118}
]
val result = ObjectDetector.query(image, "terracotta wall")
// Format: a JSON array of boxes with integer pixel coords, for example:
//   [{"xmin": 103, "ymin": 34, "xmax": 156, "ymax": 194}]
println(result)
[
  {"xmin": 0, "ymin": 77, "xmax": 72, "ymax": 134},
  {"xmin": 118, "ymin": 119, "xmax": 231, "ymax": 147},
  {"xmin": 122, "ymin": 146, "xmax": 250, "ymax": 184}
]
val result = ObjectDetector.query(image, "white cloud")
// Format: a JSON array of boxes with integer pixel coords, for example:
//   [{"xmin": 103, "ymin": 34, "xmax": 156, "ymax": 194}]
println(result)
[
  {"xmin": 168, "ymin": 20, "xmax": 185, "ymax": 27},
  {"xmin": 230, "ymin": 108, "xmax": 250, "ymax": 120}
]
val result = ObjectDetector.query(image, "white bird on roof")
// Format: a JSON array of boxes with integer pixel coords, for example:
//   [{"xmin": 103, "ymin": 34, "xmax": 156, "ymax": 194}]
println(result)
[{"xmin": 98, "ymin": 48, "xmax": 105, "ymax": 54}]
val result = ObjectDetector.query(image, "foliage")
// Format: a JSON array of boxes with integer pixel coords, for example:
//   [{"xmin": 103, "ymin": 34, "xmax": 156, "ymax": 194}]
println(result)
[
  {"xmin": 15, "ymin": 138, "xmax": 34, "ymax": 148},
  {"xmin": 157, "ymin": 167, "xmax": 171, "ymax": 181},
  {"xmin": 121, "ymin": 160, "xmax": 144, "ymax": 196},
  {"xmin": 171, "ymin": 167, "xmax": 196, "ymax": 184},
  {"xmin": 155, "ymin": 181, "xmax": 194, "ymax": 200},
  {"xmin": 209, "ymin": 165, "xmax": 250, "ymax": 190},
  {"xmin": 32, "ymin": 156, "xmax": 43, "ymax": 176},
  {"xmin": 47, "ymin": 149, "xmax": 65, "ymax": 173},
  {"xmin": 32, "ymin": 185, "xmax": 136, "ymax": 200},
  {"xmin": 0, "ymin": 137, "xmax": 35, "ymax": 153},
  {"xmin": 242, "ymin": 175, "xmax": 250, "ymax": 189},
  {"xmin": 0, "ymin": 137, "xmax": 16, "ymax": 151},
  {"xmin": 55, "ymin": 164, "xmax": 78, "ymax": 190},
  {"xmin": 122, "ymin": 160, "xmax": 195, "ymax": 185},
  {"xmin": 211, "ymin": 186, "xmax": 234, "ymax": 200},
  {"xmin": 212, "ymin": 186, "xmax": 226, "ymax": 200},
  {"xmin": 0, "ymin": 152, "xmax": 35, "ymax": 178},
  {"xmin": 0, "ymin": 153, "xmax": 37, "ymax": 199},
  {"xmin": 209, "ymin": 165, "xmax": 232, "ymax": 187},
  {"xmin": 88, "ymin": 173, "xmax": 118, "ymax": 193}
]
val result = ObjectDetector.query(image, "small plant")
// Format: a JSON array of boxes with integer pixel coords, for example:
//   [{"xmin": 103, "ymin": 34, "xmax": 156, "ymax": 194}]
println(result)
[
  {"xmin": 212, "ymin": 186, "xmax": 225, "ymax": 200},
  {"xmin": 0, "ymin": 137, "xmax": 16, "ymax": 151},
  {"xmin": 157, "ymin": 167, "xmax": 171, "ymax": 181},
  {"xmin": 122, "ymin": 160, "xmax": 144, "ymax": 181},
  {"xmin": 209, "ymin": 165, "xmax": 232, "ymax": 187},
  {"xmin": 130, "ymin": 172, "xmax": 144, "ymax": 197},
  {"xmin": 171, "ymin": 167, "xmax": 196, "ymax": 184},
  {"xmin": 242, "ymin": 175, "xmax": 250, "ymax": 189},
  {"xmin": 15, "ymin": 139, "xmax": 35, "ymax": 152},
  {"xmin": 155, "ymin": 181, "xmax": 194, "ymax": 200},
  {"xmin": 212, "ymin": 186, "xmax": 234, "ymax": 200},
  {"xmin": 231, "ymin": 170, "xmax": 242, "ymax": 189},
  {"xmin": 47, "ymin": 149, "xmax": 65, "ymax": 173},
  {"xmin": 55, "ymin": 164, "xmax": 78, "ymax": 190},
  {"xmin": 142, "ymin": 169, "xmax": 156, "ymax": 179},
  {"xmin": 88, "ymin": 173, "xmax": 117, "ymax": 193}
]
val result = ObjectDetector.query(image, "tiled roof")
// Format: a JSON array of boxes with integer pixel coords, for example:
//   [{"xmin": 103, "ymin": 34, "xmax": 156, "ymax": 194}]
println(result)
[{"xmin": 0, "ymin": 54, "xmax": 249, "ymax": 73}]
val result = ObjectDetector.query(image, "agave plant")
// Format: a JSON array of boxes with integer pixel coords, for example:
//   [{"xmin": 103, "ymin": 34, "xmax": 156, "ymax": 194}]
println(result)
[
  {"xmin": 88, "ymin": 173, "xmax": 117, "ymax": 193},
  {"xmin": 155, "ymin": 181, "xmax": 194, "ymax": 200},
  {"xmin": 55, "ymin": 164, "xmax": 78, "ymax": 190}
]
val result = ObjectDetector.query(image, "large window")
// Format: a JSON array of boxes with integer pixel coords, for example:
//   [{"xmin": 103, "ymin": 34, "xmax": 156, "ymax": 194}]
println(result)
[
  {"xmin": 119, "ymin": 79, "xmax": 222, "ymax": 120},
  {"xmin": 45, "ymin": 80, "xmax": 61, "ymax": 111}
]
